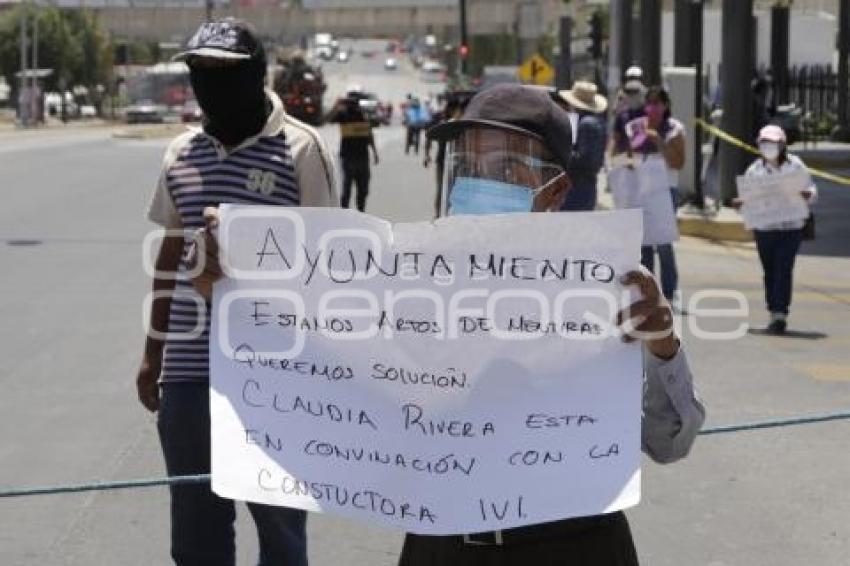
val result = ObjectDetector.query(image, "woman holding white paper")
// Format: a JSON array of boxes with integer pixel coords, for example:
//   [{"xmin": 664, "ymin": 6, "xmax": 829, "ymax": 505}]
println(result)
[
  {"xmin": 735, "ymin": 125, "xmax": 817, "ymax": 335},
  {"xmin": 622, "ymin": 87, "xmax": 685, "ymax": 309}
]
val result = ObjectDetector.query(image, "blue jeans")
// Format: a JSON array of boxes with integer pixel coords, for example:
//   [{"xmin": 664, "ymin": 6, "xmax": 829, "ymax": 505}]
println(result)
[
  {"xmin": 640, "ymin": 244, "xmax": 678, "ymax": 300},
  {"xmin": 640, "ymin": 187, "xmax": 680, "ymax": 300},
  {"xmin": 754, "ymin": 229, "xmax": 804, "ymax": 315},
  {"xmin": 157, "ymin": 383, "xmax": 307, "ymax": 566}
]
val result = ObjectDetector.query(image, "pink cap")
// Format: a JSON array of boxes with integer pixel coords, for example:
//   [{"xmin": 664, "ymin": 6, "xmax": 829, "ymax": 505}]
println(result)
[{"xmin": 758, "ymin": 125, "xmax": 787, "ymax": 144}]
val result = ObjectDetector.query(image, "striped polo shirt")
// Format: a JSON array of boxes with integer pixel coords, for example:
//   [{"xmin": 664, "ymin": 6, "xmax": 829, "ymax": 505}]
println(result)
[{"xmin": 146, "ymin": 91, "xmax": 338, "ymax": 383}]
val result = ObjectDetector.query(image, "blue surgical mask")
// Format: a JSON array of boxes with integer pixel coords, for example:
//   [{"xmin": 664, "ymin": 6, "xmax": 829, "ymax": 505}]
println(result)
[{"xmin": 448, "ymin": 177, "xmax": 535, "ymax": 215}]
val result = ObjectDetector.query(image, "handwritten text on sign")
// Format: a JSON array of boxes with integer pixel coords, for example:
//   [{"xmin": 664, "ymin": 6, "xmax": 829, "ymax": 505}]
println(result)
[
  {"xmin": 210, "ymin": 207, "xmax": 644, "ymax": 535},
  {"xmin": 736, "ymin": 169, "xmax": 811, "ymax": 230}
]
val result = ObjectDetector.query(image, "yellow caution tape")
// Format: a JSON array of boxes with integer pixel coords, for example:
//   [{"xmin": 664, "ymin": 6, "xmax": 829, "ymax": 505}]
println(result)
[{"xmin": 694, "ymin": 117, "xmax": 850, "ymax": 186}]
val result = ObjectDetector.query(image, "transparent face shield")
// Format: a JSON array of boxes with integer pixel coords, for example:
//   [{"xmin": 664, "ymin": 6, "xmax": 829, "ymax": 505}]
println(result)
[{"xmin": 437, "ymin": 127, "xmax": 569, "ymax": 217}]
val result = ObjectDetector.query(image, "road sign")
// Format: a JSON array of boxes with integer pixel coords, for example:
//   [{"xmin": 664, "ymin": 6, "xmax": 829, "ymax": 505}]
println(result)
[{"xmin": 517, "ymin": 53, "xmax": 555, "ymax": 85}]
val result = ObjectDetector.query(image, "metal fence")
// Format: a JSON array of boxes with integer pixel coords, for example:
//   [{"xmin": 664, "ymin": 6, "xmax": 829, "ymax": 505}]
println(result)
[
  {"xmin": 770, "ymin": 65, "xmax": 838, "ymax": 141},
  {"xmin": 704, "ymin": 64, "xmax": 841, "ymax": 143}
]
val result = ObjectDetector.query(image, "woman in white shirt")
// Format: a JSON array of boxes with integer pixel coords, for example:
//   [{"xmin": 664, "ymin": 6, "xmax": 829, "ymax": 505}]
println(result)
[
  {"xmin": 736, "ymin": 125, "xmax": 817, "ymax": 334},
  {"xmin": 625, "ymin": 86, "xmax": 686, "ymax": 307}
]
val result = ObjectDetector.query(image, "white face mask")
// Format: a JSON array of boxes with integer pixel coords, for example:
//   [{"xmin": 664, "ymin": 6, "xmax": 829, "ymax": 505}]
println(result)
[
  {"xmin": 626, "ymin": 93, "xmax": 644, "ymax": 110},
  {"xmin": 759, "ymin": 142, "xmax": 781, "ymax": 162}
]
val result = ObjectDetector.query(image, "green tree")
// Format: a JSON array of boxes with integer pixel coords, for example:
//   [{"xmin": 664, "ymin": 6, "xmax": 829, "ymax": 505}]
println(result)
[{"xmin": 0, "ymin": 6, "xmax": 113, "ymax": 96}]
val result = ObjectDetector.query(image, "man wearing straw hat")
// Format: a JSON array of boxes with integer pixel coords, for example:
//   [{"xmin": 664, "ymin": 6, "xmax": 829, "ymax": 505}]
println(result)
[{"xmin": 556, "ymin": 80, "xmax": 608, "ymax": 211}]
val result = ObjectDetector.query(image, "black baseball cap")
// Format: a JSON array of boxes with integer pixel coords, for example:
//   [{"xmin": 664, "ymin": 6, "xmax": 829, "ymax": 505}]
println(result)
[
  {"xmin": 173, "ymin": 19, "xmax": 264, "ymax": 63},
  {"xmin": 427, "ymin": 83, "xmax": 574, "ymax": 170}
]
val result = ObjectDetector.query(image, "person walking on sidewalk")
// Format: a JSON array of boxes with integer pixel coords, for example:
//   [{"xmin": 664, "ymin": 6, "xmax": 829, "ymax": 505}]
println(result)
[
  {"xmin": 736, "ymin": 125, "xmax": 817, "ymax": 335},
  {"xmin": 625, "ymin": 86, "xmax": 686, "ymax": 307},
  {"xmin": 137, "ymin": 19, "xmax": 337, "ymax": 566},
  {"xmin": 610, "ymin": 68, "xmax": 647, "ymax": 158},
  {"xmin": 556, "ymin": 80, "xmax": 608, "ymax": 211},
  {"xmin": 326, "ymin": 84, "xmax": 379, "ymax": 212}
]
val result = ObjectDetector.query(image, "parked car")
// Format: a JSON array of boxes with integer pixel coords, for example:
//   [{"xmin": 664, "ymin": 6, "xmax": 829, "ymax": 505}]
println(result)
[
  {"xmin": 125, "ymin": 99, "xmax": 167, "ymax": 124},
  {"xmin": 337, "ymin": 49, "xmax": 350, "ymax": 63},
  {"xmin": 384, "ymin": 57, "xmax": 398, "ymax": 71}
]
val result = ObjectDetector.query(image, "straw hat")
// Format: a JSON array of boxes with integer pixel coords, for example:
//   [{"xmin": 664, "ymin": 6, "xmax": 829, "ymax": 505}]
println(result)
[{"xmin": 558, "ymin": 81, "xmax": 608, "ymax": 114}]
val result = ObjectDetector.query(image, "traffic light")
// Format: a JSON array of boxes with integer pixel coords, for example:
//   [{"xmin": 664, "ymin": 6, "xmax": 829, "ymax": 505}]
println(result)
[
  {"xmin": 588, "ymin": 11, "xmax": 603, "ymax": 59},
  {"xmin": 459, "ymin": 43, "xmax": 469, "ymax": 60},
  {"xmin": 115, "ymin": 43, "xmax": 129, "ymax": 65}
]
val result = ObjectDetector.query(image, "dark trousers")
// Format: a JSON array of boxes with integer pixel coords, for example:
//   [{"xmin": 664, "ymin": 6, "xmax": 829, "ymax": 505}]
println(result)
[
  {"xmin": 157, "ymin": 383, "xmax": 307, "ymax": 566},
  {"xmin": 559, "ymin": 175, "xmax": 599, "ymax": 212},
  {"xmin": 341, "ymin": 159, "xmax": 371, "ymax": 212},
  {"xmin": 398, "ymin": 512, "xmax": 638, "ymax": 566},
  {"xmin": 406, "ymin": 126, "xmax": 421, "ymax": 154},
  {"xmin": 640, "ymin": 244, "xmax": 678, "ymax": 301},
  {"xmin": 754, "ymin": 228, "xmax": 804, "ymax": 315},
  {"xmin": 640, "ymin": 188, "xmax": 679, "ymax": 301}
]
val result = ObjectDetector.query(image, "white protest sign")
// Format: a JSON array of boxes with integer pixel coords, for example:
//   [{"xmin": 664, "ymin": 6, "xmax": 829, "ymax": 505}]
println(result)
[
  {"xmin": 210, "ymin": 206, "xmax": 644, "ymax": 535},
  {"xmin": 608, "ymin": 165, "xmax": 640, "ymax": 209},
  {"xmin": 736, "ymin": 169, "xmax": 811, "ymax": 230},
  {"xmin": 609, "ymin": 157, "xmax": 678, "ymax": 245}
]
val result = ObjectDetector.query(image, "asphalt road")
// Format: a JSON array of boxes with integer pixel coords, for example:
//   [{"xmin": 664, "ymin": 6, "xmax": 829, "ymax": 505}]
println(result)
[{"xmin": 1, "ymin": 40, "xmax": 849, "ymax": 566}]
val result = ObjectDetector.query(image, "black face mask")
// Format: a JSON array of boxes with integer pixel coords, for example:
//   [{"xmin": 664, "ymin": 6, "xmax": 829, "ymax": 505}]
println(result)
[{"xmin": 190, "ymin": 58, "xmax": 270, "ymax": 147}]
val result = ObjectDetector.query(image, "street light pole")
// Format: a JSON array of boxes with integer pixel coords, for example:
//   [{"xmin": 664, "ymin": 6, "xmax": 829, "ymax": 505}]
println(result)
[
  {"xmin": 19, "ymin": 3, "xmax": 27, "ymax": 126},
  {"xmin": 639, "ymin": 0, "xmax": 661, "ymax": 85},
  {"xmin": 459, "ymin": 0, "xmax": 468, "ymax": 76},
  {"xmin": 619, "ymin": 0, "xmax": 633, "ymax": 75},
  {"xmin": 674, "ymin": 0, "xmax": 705, "ymax": 208},
  {"xmin": 31, "ymin": 2, "xmax": 38, "ymax": 124},
  {"xmin": 719, "ymin": 0, "xmax": 754, "ymax": 203},
  {"xmin": 557, "ymin": 16, "xmax": 572, "ymax": 90},
  {"xmin": 834, "ymin": 0, "xmax": 850, "ymax": 140}
]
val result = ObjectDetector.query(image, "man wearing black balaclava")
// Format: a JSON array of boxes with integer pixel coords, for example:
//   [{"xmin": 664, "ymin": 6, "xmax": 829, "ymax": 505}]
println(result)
[
  {"xmin": 186, "ymin": 21, "xmax": 271, "ymax": 147},
  {"xmin": 138, "ymin": 19, "xmax": 338, "ymax": 566}
]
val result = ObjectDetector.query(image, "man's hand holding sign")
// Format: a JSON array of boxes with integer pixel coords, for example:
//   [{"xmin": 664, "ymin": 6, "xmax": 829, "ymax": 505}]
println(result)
[{"xmin": 188, "ymin": 203, "xmax": 687, "ymax": 534}]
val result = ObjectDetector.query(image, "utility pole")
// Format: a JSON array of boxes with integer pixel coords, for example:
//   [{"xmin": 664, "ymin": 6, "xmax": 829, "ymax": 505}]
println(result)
[
  {"xmin": 608, "ymin": 0, "xmax": 622, "ymax": 94},
  {"xmin": 719, "ymin": 0, "xmax": 754, "ymax": 203},
  {"xmin": 206, "ymin": 0, "xmax": 214, "ymax": 22},
  {"xmin": 19, "ymin": 3, "xmax": 27, "ymax": 126},
  {"xmin": 674, "ymin": 0, "xmax": 693, "ymax": 66},
  {"xmin": 556, "ymin": 16, "xmax": 572, "ymax": 90},
  {"xmin": 459, "ymin": 0, "xmax": 468, "ymax": 76},
  {"xmin": 31, "ymin": 3, "xmax": 38, "ymax": 125},
  {"xmin": 674, "ymin": 0, "xmax": 705, "ymax": 208},
  {"xmin": 834, "ymin": 0, "xmax": 850, "ymax": 140},
  {"xmin": 619, "ymin": 0, "xmax": 633, "ymax": 76},
  {"xmin": 639, "ymin": 0, "xmax": 661, "ymax": 85},
  {"xmin": 770, "ymin": 2, "xmax": 790, "ymax": 106}
]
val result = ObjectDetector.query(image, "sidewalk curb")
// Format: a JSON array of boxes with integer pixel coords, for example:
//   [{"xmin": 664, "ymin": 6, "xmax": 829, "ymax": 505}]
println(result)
[
  {"xmin": 597, "ymin": 191, "xmax": 753, "ymax": 243},
  {"xmin": 676, "ymin": 210, "xmax": 753, "ymax": 242},
  {"xmin": 112, "ymin": 123, "xmax": 189, "ymax": 140}
]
